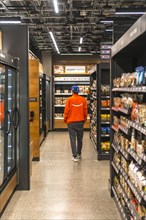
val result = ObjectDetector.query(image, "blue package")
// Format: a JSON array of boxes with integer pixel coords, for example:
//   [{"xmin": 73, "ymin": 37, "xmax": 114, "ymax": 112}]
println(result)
[
  {"xmin": 101, "ymin": 127, "xmax": 107, "ymax": 134},
  {"xmin": 135, "ymin": 66, "xmax": 145, "ymax": 85},
  {"xmin": 106, "ymin": 127, "xmax": 110, "ymax": 134}
]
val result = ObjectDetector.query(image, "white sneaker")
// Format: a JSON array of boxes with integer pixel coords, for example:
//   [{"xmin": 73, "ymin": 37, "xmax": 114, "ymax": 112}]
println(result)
[
  {"xmin": 77, "ymin": 154, "xmax": 82, "ymax": 159},
  {"xmin": 72, "ymin": 157, "xmax": 79, "ymax": 162}
]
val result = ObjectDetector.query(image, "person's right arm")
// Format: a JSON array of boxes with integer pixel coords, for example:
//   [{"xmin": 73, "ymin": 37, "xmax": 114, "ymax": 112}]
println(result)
[
  {"xmin": 84, "ymin": 99, "xmax": 87, "ymax": 122},
  {"xmin": 64, "ymin": 99, "xmax": 70, "ymax": 124}
]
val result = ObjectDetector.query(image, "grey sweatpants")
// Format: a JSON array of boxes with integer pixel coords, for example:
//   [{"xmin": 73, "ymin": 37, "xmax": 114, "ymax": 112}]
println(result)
[{"xmin": 67, "ymin": 121, "xmax": 84, "ymax": 157}]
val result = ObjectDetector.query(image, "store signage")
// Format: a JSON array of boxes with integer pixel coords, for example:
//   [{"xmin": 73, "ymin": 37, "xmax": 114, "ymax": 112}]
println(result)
[
  {"xmin": 29, "ymin": 97, "xmax": 37, "ymax": 102},
  {"xmin": 54, "ymin": 65, "xmax": 64, "ymax": 74},
  {"xmin": 87, "ymin": 65, "xmax": 96, "ymax": 74},
  {"xmin": 101, "ymin": 55, "xmax": 110, "ymax": 59},
  {"xmin": 65, "ymin": 66, "xmax": 85, "ymax": 74}
]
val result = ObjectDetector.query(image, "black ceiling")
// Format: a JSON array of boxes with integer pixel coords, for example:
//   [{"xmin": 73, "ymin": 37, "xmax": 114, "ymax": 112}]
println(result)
[{"xmin": 0, "ymin": 0, "xmax": 145, "ymax": 55}]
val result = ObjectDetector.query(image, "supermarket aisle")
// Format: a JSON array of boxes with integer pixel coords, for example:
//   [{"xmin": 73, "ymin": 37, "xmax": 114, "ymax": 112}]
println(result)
[{"xmin": 1, "ymin": 132, "xmax": 121, "ymax": 220}]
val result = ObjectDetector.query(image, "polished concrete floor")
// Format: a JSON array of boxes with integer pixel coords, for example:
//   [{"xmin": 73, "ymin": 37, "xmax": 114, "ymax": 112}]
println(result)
[{"xmin": 2, "ymin": 132, "xmax": 121, "ymax": 220}]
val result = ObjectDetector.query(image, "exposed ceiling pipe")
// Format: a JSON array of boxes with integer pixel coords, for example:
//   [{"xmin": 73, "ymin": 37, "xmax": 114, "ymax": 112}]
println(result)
[
  {"xmin": 0, "ymin": 14, "xmax": 99, "ymax": 19},
  {"xmin": 69, "ymin": 0, "xmax": 73, "ymax": 42},
  {"xmin": 31, "ymin": 0, "xmax": 51, "ymax": 48},
  {"xmin": 29, "ymin": 23, "xmax": 97, "ymax": 27},
  {"xmin": 0, "ymin": 8, "xmax": 111, "ymax": 13},
  {"xmin": 0, "ymin": 0, "xmax": 9, "ymax": 12}
]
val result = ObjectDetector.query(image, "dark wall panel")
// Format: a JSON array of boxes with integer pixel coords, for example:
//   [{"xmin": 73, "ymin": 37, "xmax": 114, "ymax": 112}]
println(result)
[
  {"xmin": 52, "ymin": 54, "xmax": 100, "ymax": 65},
  {"xmin": 1, "ymin": 24, "xmax": 30, "ymax": 190}
]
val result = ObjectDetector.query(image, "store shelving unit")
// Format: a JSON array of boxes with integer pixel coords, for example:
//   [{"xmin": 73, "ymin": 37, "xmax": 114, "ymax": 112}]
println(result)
[
  {"xmin": 110, "ymin": 14, "xmax": 146, "ymax": 220},
  {"xmin": 97, "ymin": 63, "xmax": 110, "ymax": 160},
  {"xmin": 53, "ymin": 74, "xmax": 90, "ymax": 130},
  {"xmin": 89, "ymin": 63, "xmax": 110, "ymax": 160},
  {"xmin": 89, "ymin": 69, "xmax": 97, "ymax": 150}
]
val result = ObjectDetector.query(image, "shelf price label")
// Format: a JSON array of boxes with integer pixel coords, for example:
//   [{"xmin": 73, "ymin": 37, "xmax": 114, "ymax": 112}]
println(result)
[{"xmin": 29, "ymin": 97, "xmax": 37, "ymax": 102}]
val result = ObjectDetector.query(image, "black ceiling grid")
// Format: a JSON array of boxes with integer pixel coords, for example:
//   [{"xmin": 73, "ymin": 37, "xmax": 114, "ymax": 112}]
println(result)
[{"xmin": 0, "ymin": 0, "xmax": 146, "ymax": 55}]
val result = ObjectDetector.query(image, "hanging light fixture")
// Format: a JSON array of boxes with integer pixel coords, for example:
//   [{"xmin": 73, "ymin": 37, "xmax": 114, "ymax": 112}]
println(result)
[
  {"xmin": 78, "ymin": 47, "xmax": 81, "ymax": 52},
  {"xmin": 80, "ymin": 37, "xmax": 83, "ymax": 44},
  {"xmin": 49, "ymin": 31, "xmax": 60, "ymax": 54},
  {"xmin": 0, "ymin": 17, "xmax": 21, "ymax": 24},
  {"xmin": 53, "ymin": 0, "xmax": 59, "ymax": 13},
  {"xmin": 115, "ymin": 8, "xmax": 146, "ymax": 15}
]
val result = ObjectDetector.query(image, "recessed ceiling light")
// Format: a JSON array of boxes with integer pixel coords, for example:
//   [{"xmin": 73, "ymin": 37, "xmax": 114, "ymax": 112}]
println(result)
[{"xmin": 0, "ymin": 17, "xmax": 21, "ymax": 24}]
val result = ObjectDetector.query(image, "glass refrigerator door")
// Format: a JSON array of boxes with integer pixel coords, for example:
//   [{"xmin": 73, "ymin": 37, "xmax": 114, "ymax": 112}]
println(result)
[
  {"xmin": 0, "ymin": 64, "xmax": 5, "ymax": 186},
  {"xmin": 6, "ymin": 68, "xmax": 16, "ymax": 175},
  {"xmin": 46, "ymin": 80, "xmax": 50, "ymax": 129}
]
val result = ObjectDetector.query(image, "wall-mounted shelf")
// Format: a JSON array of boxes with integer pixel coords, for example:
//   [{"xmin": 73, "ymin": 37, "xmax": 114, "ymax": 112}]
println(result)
[{"xmin": 53, "ymin": 74, "xmax": 90, "ymax": 130}]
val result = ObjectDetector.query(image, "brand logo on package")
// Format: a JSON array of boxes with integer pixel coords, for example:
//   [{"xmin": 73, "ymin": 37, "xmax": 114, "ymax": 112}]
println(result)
[{"xmin": 65, "ymin": 66, "xmax": 85, "ymax": 74}]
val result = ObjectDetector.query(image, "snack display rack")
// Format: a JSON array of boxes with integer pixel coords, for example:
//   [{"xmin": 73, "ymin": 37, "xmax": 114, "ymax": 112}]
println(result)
[
  {"xmin": 97, "ymin": 63, "xmax": 110, "ymax": 160},
  {"xmin": 53, "ymin": 74, "xmax": 90, "ymax": 129},
  {"xmin": 89, "ymin": 68, "xmax": 97, "ymax": 150},
  {"xmin": 89, "ymin": 63, "xmax": 110, "ymax": 160},
  {"xmin": 110, "ymin": 14, "xmax": 146, "ymax": 220}
]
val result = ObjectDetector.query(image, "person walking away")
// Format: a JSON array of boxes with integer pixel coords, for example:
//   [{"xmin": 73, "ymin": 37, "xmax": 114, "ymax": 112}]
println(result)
[{"xmin": 64, "ymin": 85, "xmax": 87, "ymax": 162}]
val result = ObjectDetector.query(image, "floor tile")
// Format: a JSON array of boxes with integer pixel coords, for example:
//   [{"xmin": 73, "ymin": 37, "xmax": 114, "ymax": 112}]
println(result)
[{"xmin": 1, "ymin": 132, "xmax": 121, "ymax": 220}]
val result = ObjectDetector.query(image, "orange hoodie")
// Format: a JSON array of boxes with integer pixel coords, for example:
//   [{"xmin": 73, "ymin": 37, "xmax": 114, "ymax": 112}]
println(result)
[{"xmin": 64, "ymin": 94, "xmax": 87, "ymax": 124}]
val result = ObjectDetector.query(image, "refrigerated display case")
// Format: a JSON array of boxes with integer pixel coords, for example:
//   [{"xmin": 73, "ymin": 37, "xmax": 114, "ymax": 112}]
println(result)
[
  {"xmin": 0, "ymin": 51, "xmax": 19, "ymax": 212},
  {"xmin": 39, "ymin": 75, "xmax": 43, "ymax": 135},
  {"xmin": 39, "ymin": 74, "xmax": 45, "ymax": 144},
  {"xmin": 39, "ymin": 74, "xmax": 50, "ymax": 141},
  {"xmin": 45, "ymin": 76, "xmax": 50, "ymax": 135}
]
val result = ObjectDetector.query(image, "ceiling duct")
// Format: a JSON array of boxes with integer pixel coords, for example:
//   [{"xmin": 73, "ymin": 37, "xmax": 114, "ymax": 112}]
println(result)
[{"xmin": 0, "ymin": 0, "xmax": 145, "ymax": 53}]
